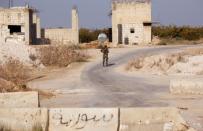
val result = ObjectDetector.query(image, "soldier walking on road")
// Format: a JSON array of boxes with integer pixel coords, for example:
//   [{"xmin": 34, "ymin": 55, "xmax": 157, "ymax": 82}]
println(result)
[{"xmin": 101, "ymin": 45, "xmax": 109, "ymax": 67}]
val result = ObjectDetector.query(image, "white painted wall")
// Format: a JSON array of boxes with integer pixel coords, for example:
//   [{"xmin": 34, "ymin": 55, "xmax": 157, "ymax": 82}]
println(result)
[
  {"xmin": 44, "ymin": 8, "xmax": 79, "ymax": 45},
  {"xmin": 112, "ymin": 1, "xmax": 152, "ymax": 46}
]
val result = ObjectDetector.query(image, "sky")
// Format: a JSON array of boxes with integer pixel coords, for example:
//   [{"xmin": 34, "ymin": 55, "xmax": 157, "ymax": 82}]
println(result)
[{"xmin": 0, "ymin": 0, "xmax": 203, "ymax": 29}]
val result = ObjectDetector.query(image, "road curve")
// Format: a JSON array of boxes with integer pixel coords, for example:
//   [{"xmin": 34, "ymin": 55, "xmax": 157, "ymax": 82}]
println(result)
[
  {"xmin": 35, "ymin": 45, "xmax": 202, "ymax": 107},
  {"xmin": 29, "ymin": 45, "xmax": 203, "ymax": 130},
  {"xmin": 81, "ymin": 46, "xmax": 190, "ymax": 107}
]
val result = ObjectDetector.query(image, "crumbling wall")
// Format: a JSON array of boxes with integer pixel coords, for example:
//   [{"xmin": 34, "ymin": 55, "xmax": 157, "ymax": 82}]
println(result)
[
  {"xmin": 0, "ymin": 7, "xmax": 40, "ymax": 44},
  {"xmin": 44, "ymin": 28, "xmax": 76, "ymax": 45},
  {"xmin": 43, "ymin": 7, "xmax": 79, "ymax": 45},
  {"xmin": 0, "ymin": 7, "xmax": 28, "ymax": 43}
]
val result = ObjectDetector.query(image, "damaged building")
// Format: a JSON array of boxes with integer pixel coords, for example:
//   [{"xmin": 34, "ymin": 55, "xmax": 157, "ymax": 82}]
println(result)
[
  {"xmin": 0, "ymin": 5, "xmax": 79, "ymax": 45},
  {"xmin": 42, "ymin": 7, "xmax": 79, "ymax": 45},
  {"xmin": 112, "ymin": 0, "xmax": 152, "ymax": 46},
  {"xmin": 0, "ymin": 5, "xmax": 41, "ymax": 44}
]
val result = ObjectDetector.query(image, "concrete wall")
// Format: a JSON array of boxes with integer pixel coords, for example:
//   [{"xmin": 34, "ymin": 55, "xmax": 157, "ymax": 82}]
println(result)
[
  {"xmin": 36, "ymin": 16, "xmax": 41, "ymax": 39},
  {"xmin": 71, "ymin": 8, "xmax": 79, "ymax": 44},
  {"xmin": 0, "ymin": 107, "xmax": 193, "ymax": 131},
  {"xmin": 43, "ymin": 8, "xmax": 79, "ymax": 45},
  {"xmin": 49, "ymin": 108, "xmax": 118, "ymax": 131},
  {"xmin": 44, "ymin": 28, "xmax": 75, "ymax": 45},
  {"xmin": 0, "ymin": 108, "xmax": 48, "ymax": 131},
  {"xmin": 0, "ymin": 91, "xmax": 39, "ymax": 108},
  {"xmin": 119, "ymin": 108, "xmax": 188, "ymax": 131},
  {"xmin": 112, "ymin": 1, "xmax": 152, "ymax": 46}
]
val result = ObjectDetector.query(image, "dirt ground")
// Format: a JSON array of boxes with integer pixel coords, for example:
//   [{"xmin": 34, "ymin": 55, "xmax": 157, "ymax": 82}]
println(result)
[
  {"xmin": 116, "ymin": 45, "xmax": 203, "ymax": 130},
  {"xmin": 28, "ymin": 45, "xmax": 203, "ymax": 131}
]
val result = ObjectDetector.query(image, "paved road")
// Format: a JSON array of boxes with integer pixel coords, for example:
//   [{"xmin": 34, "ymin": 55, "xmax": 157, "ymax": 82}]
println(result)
[
  {"xmin": 81, "ymin": 46, "xmax": 185, "ymax": 107},
  {"xmin": 30, "ymin": 45, "xmax": 202, "ymax": 108},
  {"xmin": 28, "ymin": 45, "xmax": 203, "ymax": 130}
]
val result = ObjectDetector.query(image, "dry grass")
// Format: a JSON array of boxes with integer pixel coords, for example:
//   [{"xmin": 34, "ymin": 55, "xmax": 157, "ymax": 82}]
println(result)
[
  {"xmin": 36, "ymin": 89, "xmax": 55, "ymax": 100},
  {"xmin": 79, "ymin": 41, "xmax": 113, "ymax": 49},
  {"xmin": 0, "ymin": 123, "xmax": 43, "ymax": 131},
  {"xmin": 80, "ymin": 41, "xmax": 100, "ymax": 49},
  {"xmin": 126, "ymin": 58, "xmax": 144, "ymax": 71},
  {"xmin": 0, "ymin": 124, "xmax": 11, "ymax": 131},
  {"xmin": 126, "ymin": 47, "xmax": 203, "ymax": 73},
  {"xmin": 32, "ymin": 123, "xmax": 43, "ymax": 131},
  {"xmin": 0, "ymin": 59, "xmax": 31, "ymax": 92},
  {"xmin": 126, "ymin": 54, "xmax": 186, "ymax": 72},
  {"xmin": 38, "ymin": 45, "xmax": 89, "ymax": 67},
  {"xmin": 182, "ymin": 48, "xmax": 203, "ymax": 56}
]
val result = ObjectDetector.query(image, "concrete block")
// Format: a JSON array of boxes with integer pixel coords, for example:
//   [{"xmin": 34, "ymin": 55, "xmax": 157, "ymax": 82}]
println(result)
[
  {"xmin": 170, "ymin": 79, "xmax": 203, "ymax": 95},
  {"xmin": 0, "ymin": 108, "xmax": 48, "ymax": 131},
  {"xmin": 0, "ymin": 91, "xmax": 39, "ymax": 108},
  {"xmin": 119, "ymin": 107, "xmax": 187, "ymax": 131},
  {"xmin": 49, "ymin": 108, "xmax": 118, "ymax": 131}
]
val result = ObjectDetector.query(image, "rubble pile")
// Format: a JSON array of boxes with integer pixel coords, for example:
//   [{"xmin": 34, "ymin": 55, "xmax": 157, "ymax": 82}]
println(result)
[{"xmin": 127, "ymin": 52, "xmax": 203, "ymax": 75}]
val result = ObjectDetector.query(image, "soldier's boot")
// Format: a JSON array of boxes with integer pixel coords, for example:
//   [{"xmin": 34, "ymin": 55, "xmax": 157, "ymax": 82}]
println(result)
[
  {"xmin": 103, "ymin": 59, "xmax": 105, "ymax": 67},
  {"xmin": 106, "ymin": 58, "xmax": 108, "ymax": 66}
]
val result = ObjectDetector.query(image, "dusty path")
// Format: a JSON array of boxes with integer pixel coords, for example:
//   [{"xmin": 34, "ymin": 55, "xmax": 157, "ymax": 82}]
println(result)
[{"xmin": 28, "ymin": 45, "xmax": 203, "ymax": 130}]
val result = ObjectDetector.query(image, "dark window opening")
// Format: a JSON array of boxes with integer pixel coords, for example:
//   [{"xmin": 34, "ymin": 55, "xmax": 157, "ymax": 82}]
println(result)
[
  {"xmin": 108, "ymin": 28, "xmax": 112, "ymax": 42},
  {"xmin": 130, "ymin": 28, "xmax": 135, "ymax": 33},
  {"xmin": 143, "ymin": 22, "xmax": 152, "ymax": 26},
  {"xmin": 8, "ymin": 25, "xmax": 21, "ymax": 34}
]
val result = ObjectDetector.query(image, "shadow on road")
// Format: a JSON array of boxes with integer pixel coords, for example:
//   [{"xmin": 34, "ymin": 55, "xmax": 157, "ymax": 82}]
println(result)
[{"xmin": 107, "ymin": 63, "xmax": 116, "ymax": 67}]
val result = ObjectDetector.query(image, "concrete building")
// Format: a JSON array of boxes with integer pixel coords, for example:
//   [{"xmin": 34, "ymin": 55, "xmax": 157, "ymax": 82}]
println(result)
[
  {"xmin": 0, "ymin": 6, "xmax": 40, "ymax": 44},
  {"xmin": 43, "ymin": 7, "xmax": 79, "ymax": 45},
  {"xmin": 112, "ymin": 0, "xmax": 152, "ymax": 46}
]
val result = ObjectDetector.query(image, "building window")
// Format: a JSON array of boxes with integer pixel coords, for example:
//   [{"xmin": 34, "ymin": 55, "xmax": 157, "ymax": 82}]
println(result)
[
  {"xmin": 130, "ymin": 28, "xmax": 135, "ymax": 33},
  {"xmin": 143, "ymin": 22, "xmax": 152, "ymax": 26},
  {"xmin": 8, "ymin": 25, "xmax": 21, "ymax": 34}
]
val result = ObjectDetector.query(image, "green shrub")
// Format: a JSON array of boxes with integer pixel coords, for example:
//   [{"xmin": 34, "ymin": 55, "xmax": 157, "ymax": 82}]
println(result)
[
  {"xmin": 152, "ymin": 26, "xmax": 203, "ymax": 41},
  {"xmin": 79, "ymin": 28, "xmax": 109, "ymax": 43}
]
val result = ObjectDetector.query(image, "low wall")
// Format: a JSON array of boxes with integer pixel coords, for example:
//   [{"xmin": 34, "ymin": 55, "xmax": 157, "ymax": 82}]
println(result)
[
  {"xmin": 0, "ymin": 91, "xmax": 39, "ymax": 108},
  {"xmin": 120, "ymin": 107, "xmax": 188, "ymax": 131},
  {"xmin": 49, "ymin": 108, "xmax": 118, "ymax": 131},
  {"xmin": 43, "ymin": 28, "xmax": 77, "ymax": 45},
  {"xmin": 0, "ymin": 108, "xmax": 48, "ymax": 131},
  {"xmin": 170, "ymin": 79, "xmax": 203, "ymax": 95},
  {"xmin": 0, "ymin": 107, "xmax": 194, "ymax": 131}
]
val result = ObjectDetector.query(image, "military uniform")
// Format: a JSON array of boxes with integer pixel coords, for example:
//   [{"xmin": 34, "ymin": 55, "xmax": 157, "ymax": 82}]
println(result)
[{"xmin": 101, "ymin": 45, "xmax": 109, "ymax": 67}]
